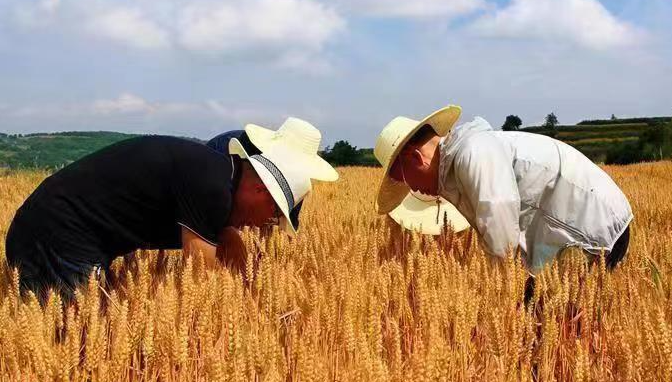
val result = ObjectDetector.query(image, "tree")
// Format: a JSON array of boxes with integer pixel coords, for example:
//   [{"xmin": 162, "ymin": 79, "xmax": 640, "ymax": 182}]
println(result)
[
  {"xmin": 543, "ymin": 112, "xmax": 559, "ymax": 129},
  {"xmin": 611, "ymin": 114, "xmax": 617, "ymax": 120},
  {"xmin": 502, "ymin": 115, "xmax": 523, "ymax": 131},
  {"xmin": 321, "ymin": 140, "xmax": 363, "ymax": 166}
]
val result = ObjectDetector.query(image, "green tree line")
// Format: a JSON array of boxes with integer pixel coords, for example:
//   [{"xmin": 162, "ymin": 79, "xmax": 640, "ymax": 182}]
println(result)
[{"xmin": 2, "ymin": 115, "xmax": 671, "ymax": 169}]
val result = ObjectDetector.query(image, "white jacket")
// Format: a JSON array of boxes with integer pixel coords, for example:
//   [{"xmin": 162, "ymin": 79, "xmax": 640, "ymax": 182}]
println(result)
[{"xmin": 438, "ymin": 117, "xmax": 633, "ymax": 273}]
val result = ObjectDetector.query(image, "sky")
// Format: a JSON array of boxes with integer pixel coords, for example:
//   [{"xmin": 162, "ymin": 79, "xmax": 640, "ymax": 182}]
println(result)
[{"xmin": 0, "ymin": 0, "xmax": 671, "ymax": 147}]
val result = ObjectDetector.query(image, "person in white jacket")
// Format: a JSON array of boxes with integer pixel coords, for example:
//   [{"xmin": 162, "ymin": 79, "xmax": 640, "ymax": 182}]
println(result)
[{"xmin": 374, "ymin": 105, "xmax": 633, "ymax": 275}]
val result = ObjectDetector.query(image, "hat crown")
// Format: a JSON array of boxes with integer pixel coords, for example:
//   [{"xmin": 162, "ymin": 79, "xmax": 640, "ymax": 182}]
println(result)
[
  {"xmin": 244, "ymin": 116, "xmax": 339, "ymax": 182},
  {"xmin": 374, "ymin": 116, "xmax": 420, "ymax": 167},
  {"xmin": 261, "ymin": 148, "xmax": 313, "ymax": 208},
  {"xmin": 275, "ymin": 117, "xmax": 322, "ymax": 155}
]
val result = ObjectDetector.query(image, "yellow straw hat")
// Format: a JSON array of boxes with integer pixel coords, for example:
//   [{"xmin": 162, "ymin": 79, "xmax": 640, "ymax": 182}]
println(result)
[
  {"xmin": 388, "ymin": 194, "xmax": 470, "ymax": 235},
  {"xmin": 374, "ymin": 105, "xmax": 462, "ymax": 214}
]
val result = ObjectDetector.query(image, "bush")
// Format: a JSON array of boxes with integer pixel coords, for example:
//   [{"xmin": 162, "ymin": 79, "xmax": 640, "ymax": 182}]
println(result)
[
  {"xmin": 578, "ymin": 117, "xmax": 671, "ymax": 126},
  {"xmin": 605, "ymin": 141, "xmax": 642, "ymax": 165},
  {"xmin": 523, "ymin": 123, "xmax": 649, "ymax": 134},
  {"xmin": 322, "ymin": 140, "xmax": 364, "ymax": 166},
  {"xmin": 606, "ymin": 122, "xmax": 672, "ymax": 164}
]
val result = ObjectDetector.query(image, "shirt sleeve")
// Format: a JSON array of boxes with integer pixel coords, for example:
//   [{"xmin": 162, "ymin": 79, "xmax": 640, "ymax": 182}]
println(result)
[
  {"xmin": 454, "ymin": 135, "xmax": 521, "ymax": 257},
  {"xmin": 172, "ymin": 149, "xmax": 233, "ymax": 246}
]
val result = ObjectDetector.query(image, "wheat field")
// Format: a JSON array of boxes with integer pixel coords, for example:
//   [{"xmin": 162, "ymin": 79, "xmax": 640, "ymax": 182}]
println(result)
[{"xmin": 0, "ymin": 163, "xmax": 671, "ymax": 381}]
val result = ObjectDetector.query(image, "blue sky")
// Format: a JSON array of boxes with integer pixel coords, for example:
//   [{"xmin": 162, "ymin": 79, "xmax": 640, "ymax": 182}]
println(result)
[{"xmin": 0, "ymin": 0, "xmax": 670, "ymax": 146}]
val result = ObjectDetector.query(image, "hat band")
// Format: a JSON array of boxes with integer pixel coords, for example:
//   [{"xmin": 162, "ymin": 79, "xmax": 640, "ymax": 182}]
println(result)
[{"xmin": 251, "ymin": 154, "xmax": 295, "ymax": 211}]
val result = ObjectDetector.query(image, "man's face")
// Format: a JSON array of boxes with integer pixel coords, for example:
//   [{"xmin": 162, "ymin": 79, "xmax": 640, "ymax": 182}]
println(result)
[
  {"xmin": 229, "ymin": 165, "xmax": 280, "ymax": 228},
  {"xmin": 388, "ymin": 145, "xmax": 439, "ymax": 196}
]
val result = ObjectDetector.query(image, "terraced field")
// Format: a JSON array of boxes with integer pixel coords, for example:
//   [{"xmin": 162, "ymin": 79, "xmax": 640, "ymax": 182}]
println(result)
[{"xmin": 523, "ymin": 119, "xmax": 670, "ymax": 163}]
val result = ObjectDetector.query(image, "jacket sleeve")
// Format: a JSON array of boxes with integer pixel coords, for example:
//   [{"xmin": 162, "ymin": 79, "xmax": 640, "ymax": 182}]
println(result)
[{"xmin": 454, "ymin": 135, "xmax": 521, "ymax": 257}]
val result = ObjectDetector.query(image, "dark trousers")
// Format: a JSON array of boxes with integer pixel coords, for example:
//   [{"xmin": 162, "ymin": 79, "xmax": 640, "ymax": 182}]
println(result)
[
  {"xmin": 5, "ymin": 217, "xmax": 96, "ymax": 304},
  {"xmin": 524, "ymin": 226, "xmax": 630, "ymax": 303},
  {"xmin": 606, "ymin": 226, "xmax": 630, "ymax": 269}
]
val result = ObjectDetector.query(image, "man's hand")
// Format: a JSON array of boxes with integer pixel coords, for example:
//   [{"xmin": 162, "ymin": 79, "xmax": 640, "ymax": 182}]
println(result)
[
  {"xmin": 181, "ymin": 227, "xmax": 218, "ymax": 268},
  {"xmin": 217, "ymin": 227, "xmax": 247, "ymax": 272}
]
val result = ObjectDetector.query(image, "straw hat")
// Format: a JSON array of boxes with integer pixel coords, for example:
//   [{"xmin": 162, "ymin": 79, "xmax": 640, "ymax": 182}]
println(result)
[
  {"xmin": 388, "ymin": 194, "xmax": 470, "ymax": 235},
  {"xmin": 229, "ymin": 138, "xmax": 312, "ymax": 235},
  {"xmin": 374, "ymin": 105, "xmax": 462, "ymax": 214},
  {"xmin": 244, "ymin": 117, "xmax": 339, "ymax": 181}
]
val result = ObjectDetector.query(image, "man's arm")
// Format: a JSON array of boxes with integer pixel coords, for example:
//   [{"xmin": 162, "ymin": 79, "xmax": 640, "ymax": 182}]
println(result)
[
  {"xmin": 181, "ymin": 226, "xmax": 248, "ymax": 271},
  {"xmin": 216, "ymin": 227, "xmax": 247, "ymax": 272},
  {"xmin": 454, "ymin": 135, "xmax": 521, "ymax": 257}
]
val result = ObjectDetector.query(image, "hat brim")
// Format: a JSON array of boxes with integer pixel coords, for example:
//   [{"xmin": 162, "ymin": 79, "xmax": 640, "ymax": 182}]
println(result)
[
  {"xmin": 245, "ymin": 123, "xmax": 339, "ymax": 181},
  {"xmin": 388, "ymin": 193, "xmax": 470, "ymax": 235},
  {"xmin": 376, "ymin": 105, "xmax": 462, "ymax": 214},
  {"xmin": 230, "ymin": 138, "xmax": 299, "ymax": 235}
]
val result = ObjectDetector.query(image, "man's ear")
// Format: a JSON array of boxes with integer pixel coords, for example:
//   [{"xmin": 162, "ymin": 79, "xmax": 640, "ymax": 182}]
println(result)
[{"xmin": 409, "ymin": 148, "xmax": 426, "ymax": 167}]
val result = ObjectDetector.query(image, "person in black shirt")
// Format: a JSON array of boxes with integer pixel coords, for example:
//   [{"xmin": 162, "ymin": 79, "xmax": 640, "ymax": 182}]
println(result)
[{"xmin": 6, "ymin": 118, "xmax": 337, "ymax": 302}]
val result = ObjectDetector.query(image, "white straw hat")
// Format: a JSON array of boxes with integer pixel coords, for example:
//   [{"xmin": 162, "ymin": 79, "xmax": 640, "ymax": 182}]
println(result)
[
  {"xmin": 374, "ymin": 105, "xmax": 462, "ymax": 214},
  {"xmin": 389, "ymin": 194, "xmax": 470, "ymax": 235},
  {"xmin": 229, "ymin": 138, "xmax": 312, "ymax": 235},
  {"xmin": 244, "ymin": 117, "xmax": 339, "ymax": 181}
]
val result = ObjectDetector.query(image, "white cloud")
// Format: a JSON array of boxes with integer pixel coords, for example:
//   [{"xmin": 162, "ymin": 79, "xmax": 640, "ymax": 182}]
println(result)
[
  {"xmin": 0, "ymin": 94, "xmax": 291, "ymax": 137},
  {"xmin": 91, "ymin": 93, "xmax": 155, "ymax": 114},
  {"xmin": 90, "ymin": 93, "xmax": 211, "ymax": 117},
  {"xmin": 9, "ymin": 0, "xmax": 345, "ymax": 70},
  {"xmin": 3, "ymin": 93, "xmax": 202, "ymax": 118},
  {"xmin": 206, "ymin": 100, "xmax": 277, "ymax": 122},
  {"xmin": 33, "ymin": 0, "xmax": 60, "ymax": 13},
  {"xmin": 338, "ymin": 0, "xmax": 485, "ymax": 18},
  {"xmin": 0, "ymin": 93, "xmax": 340, "ymax": 139},
  {"xmin": 12, "ymin": 0, "xmax": 61, "ymax": 28},
  {"xmin": 87, "ymin": 7, "xmax": 170, "ymax": 49},
  {"xmin": 274, "ymin": 50, "xmax": 336, "ymax": 75},
  {"xmin": 177, "ymin": 0, "xmax": 344, "ymax": 52},
  {"xmin": 470, "ymin": 0, "xmax": 644, "ymax": 50}
]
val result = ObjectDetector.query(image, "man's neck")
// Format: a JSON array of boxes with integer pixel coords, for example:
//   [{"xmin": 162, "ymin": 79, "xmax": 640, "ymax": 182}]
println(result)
[{"xmin": 421, "ymin": 136, "xmax": 442, "ymax": 192}]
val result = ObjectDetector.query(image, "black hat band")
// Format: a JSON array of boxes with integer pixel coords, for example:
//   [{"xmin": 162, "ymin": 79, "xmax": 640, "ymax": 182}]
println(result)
[{"xmin": 251, "ymin": 154, "xmax": 295, "ymax": 212}]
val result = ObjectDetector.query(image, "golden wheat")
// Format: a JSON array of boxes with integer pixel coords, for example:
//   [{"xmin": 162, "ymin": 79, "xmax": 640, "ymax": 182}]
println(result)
[{"xmin": 0, "ymin": 162, "xmax": 671, "ymax": 381}]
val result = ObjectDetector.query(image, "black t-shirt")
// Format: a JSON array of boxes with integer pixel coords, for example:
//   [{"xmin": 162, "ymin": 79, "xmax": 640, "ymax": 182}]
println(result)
[{"xmin": 12, "ymin": 136, "xmax": 236, "ymax": 266}]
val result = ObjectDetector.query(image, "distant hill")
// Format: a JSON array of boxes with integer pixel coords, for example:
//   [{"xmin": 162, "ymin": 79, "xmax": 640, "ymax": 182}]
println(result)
[
  {"xmin": 2, "ymin": 116, "xmax": 670, "ymax": 169},
  {"xmin": 521, "ymin": 117, "xmax": 672, "ymax": 163},
  {"xmin": 576, "ymin": 117, "xmax": 672, "ymax": 126},
  {"xmin": 323, "ymin": 116, "xmax": 672, "ymax": 166},
  {"xmin": 0, "ymin": 131, "xmax": 141, "ymax": 169},
  {"xmin": 0, "ymin": 131, "xmax": 212, "ymax": 169}
]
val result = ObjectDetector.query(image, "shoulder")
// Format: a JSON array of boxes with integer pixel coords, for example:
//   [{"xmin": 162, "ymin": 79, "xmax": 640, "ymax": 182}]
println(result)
[
  {"xmin": 154, "ymin": 136, "xmax": 223, "ymax": 160},
  {"xmin": 207, "ymin": 130, "xmax": 260, "ymax": 157},
  {"xmin": 97, "ymin": 135, "xmax": 202, "ymax": 155},
  {"xmin": 171, "ymin": 139, "xmax": 234, "ymax": 181},
  {"xmin": 107, "ymin": 136, "xmax": 214, "ymax": 165},
  {"xmin": 207, "ymin": 130, "xmax": 245, "ymax": 146},
  {"xmin": 455, "ymin": 132, "xmax": 506, "ymax": 161}
]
